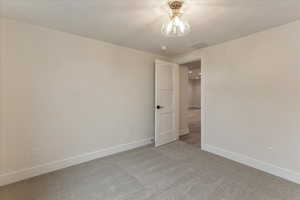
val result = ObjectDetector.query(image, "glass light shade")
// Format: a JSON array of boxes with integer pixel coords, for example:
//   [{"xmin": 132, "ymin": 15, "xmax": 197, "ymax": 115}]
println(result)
[{"xmin": 161, "ymin": 15, "xmax": 191, "ymax": 37}]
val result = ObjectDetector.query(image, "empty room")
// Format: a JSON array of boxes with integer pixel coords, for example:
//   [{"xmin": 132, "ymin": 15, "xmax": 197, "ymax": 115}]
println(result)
[{"xmin": 0, "ymin": 0, "xmax": 300, "ymax": 199}]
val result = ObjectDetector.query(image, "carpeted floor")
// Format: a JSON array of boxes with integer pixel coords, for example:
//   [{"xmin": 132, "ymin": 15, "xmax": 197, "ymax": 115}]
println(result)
[{"xmin": 0, "ymin": 141, "xmax": 299, "ymax": 200}]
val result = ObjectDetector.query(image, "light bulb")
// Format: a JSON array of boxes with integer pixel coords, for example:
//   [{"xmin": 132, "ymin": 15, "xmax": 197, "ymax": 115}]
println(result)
[{"xmin": 161, "ymin": 15, "xmax": 191, "ymax": 37}]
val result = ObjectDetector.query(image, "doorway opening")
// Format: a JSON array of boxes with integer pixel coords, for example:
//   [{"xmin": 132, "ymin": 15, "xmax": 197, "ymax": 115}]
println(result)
[{"xmin": 179, "ymin": 60, "xmax": 201, "ymax": 147}]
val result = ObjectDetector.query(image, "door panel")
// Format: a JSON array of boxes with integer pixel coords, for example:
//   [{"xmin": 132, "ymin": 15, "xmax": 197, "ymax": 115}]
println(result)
[
  {"xmin": 155, "ymin": 60, "xmax": 179, "ymax": 147},
  {"xmin": 158, "ymin": 90, "xmax": 173, "ymax": 112},
  {"xmin": 159, "ymin": 113, "xmax": 173, "ymax": 133},
  {"xmin": 157, "ymin": 65, "xmax": 173, "ymax": 90}
]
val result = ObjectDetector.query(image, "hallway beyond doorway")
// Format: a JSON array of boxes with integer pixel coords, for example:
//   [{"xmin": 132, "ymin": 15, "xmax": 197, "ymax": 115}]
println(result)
[
  {"xmin": 179, "ymin": 121, "xmax": 201, "ymax": 147},
  {"xmin": 179, "ymin": 60, "xmax": 201, "ymax": 147}
]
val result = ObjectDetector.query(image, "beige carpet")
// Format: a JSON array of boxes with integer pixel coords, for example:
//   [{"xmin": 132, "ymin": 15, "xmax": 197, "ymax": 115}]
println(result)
[{"xmin": 0, "ymin": 141, "xmax": 299, "ymax": 200}]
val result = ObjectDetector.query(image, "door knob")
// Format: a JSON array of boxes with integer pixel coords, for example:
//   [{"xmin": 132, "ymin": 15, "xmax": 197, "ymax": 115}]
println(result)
[{"xmin": 156, "ymin": 105, "xmax": 164, "ymax": 109}]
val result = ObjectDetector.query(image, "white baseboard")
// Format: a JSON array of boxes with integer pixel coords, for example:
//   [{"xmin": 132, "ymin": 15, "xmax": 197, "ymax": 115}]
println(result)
[
  {"xmin": 202, "ymin": 144, "xmax": 300, "ymax": 184},
  {"xmin": 180, "ymin": 128, "xmax": 189, "ymax": 136},
  {"xmin": 0, "ymin": 137, "xmax": 153, "ymax": 186}
]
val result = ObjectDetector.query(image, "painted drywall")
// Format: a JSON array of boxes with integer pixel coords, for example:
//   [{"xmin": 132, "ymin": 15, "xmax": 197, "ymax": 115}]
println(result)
[
  {"xmin": 173, "ymin": 20, "xmax": 300, "ymax": 183},
  {"xmin": 0, "ymin": 18, "xmax": 166, "ymax": 185}
]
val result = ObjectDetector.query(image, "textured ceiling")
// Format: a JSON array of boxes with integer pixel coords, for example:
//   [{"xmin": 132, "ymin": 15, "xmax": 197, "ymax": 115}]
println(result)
[{"xmin": 1, "ymin": 0, "xmax": 300, "ymax": 57}]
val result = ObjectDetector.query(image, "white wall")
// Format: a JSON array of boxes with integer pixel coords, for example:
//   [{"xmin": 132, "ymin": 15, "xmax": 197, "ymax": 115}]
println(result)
[
  {"xmin": 0, "ymin": 18, "xmax": 165, "ymax": 185},
  {"xmin": 173, "ymin": 20, "xmax": 300, "ymax": 183}
]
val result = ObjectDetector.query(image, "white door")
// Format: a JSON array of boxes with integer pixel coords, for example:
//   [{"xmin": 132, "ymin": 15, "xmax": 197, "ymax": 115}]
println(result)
[{"xmin": 155, "ymin": 59, "xmax": 179, "ymax": 147}]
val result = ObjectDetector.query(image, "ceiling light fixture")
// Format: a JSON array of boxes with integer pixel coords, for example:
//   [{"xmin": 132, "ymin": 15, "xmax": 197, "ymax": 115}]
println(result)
[{"xmin": 161, "ymin": 0, "xmax": 191, "ymax": 37}]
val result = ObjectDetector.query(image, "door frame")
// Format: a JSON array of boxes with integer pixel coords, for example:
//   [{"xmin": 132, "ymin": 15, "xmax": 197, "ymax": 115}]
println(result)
[{"xmin": 177, "ymin": 58, "xmax": 205, "ymax": 150}]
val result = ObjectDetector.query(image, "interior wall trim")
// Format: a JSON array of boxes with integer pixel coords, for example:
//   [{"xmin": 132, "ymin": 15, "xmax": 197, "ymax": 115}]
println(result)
[
  {"xmin": 0, "ymin": 137, "xmax": 154, "ymax": 186},
  {"xmin": 202, "ymin": 144, "xmax": 300, "ymax": 184}
]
